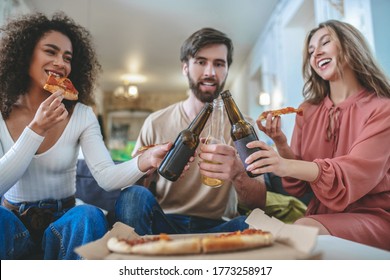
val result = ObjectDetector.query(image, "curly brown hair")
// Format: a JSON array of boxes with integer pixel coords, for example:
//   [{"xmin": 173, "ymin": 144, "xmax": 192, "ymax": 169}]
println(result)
[{"xmin": 0, "ymin": 12, "xmax": 102, "ymax": 119}]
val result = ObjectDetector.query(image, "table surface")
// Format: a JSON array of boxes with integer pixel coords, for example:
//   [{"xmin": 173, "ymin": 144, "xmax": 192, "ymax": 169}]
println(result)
[{"xmin": 312, "ymin": 235, "xmax": 390, "ymax": 260}]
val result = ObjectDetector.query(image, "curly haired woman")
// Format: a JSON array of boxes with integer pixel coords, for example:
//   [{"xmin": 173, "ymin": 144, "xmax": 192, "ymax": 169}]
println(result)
[{"xmin": 0, "ymin": 12, "xmax": 172, "ymax": 259}]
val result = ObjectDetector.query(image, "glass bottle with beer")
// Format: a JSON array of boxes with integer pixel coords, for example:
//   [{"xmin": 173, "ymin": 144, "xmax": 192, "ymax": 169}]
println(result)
[
  {"xmin": 221, "ymin": 90, "xmax": 262, "ymax": 178},
  {"xmin": 158, "ymin": 102, "xmax": 213, "ymax": 181},
  {"xmin": 201, "ymin": 96, "xmax": 226, "ymax": 188}
]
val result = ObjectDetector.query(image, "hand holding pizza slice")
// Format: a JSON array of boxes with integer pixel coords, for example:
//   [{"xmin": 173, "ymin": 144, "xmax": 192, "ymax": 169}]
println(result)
[
  {"xmin": 44, "ymin": 73, "xmax": 79, "ymax": 100},
  {"xmin": 133, "ymin": 144, "xmax": 158, "ymax": 157}
]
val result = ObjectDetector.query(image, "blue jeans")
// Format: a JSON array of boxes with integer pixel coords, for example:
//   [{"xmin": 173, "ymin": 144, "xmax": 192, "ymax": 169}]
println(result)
[
  {"xmin": 115, "ymin": 186, "xmax": 249, "ymax": 235},
  {"xmin": 0, "ymin": 204, "xmax": 107, "ymax": 260}
]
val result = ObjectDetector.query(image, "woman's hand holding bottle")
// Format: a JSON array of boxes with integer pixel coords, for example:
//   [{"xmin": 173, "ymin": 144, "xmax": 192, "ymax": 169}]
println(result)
[{"xmin": 138, "ymin": 143, "xmax": 195, "ymax": 176}]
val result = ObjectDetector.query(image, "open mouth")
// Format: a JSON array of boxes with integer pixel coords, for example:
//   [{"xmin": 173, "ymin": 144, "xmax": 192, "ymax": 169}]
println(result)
[
  {"xmin": 318, "ymin": 58, "xmax": 331, "ymax": 68},
  {"xmin": 200, "ymin": 81, "xmax": 216, "ymax": 86},
  {"xmin": 199, "ymin": 79, "xmax": 218, "ymax": 91},
  {"xmin": 46, "ymin": 71, "xmax": 63, "ymax": 78}
]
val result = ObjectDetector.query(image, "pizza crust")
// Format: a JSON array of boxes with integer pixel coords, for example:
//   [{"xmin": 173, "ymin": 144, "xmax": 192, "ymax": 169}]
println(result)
[
  {"xmin": 131, "ymin": 237, "xmax": 202, "ymax": 255},
  {"xmin": 107, "ymin": 237, "xmax": 133, "ymax": 254},
  {"xmin": 202, "ymin": 232, "xmax": 273, "ymax": 254}
]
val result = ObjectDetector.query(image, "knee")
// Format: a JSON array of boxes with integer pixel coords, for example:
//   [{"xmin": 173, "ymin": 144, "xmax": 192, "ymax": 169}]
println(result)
[
  {"xmin": 228, "ymin": 215, "xmax": 249, "ymax": 231},
  {"xmin": 73, "ymin": 205, "xmax": 106, "ymax": 221},
  {"xmin": 115, "ymin": 186, "xmax": 155, "ymax": 221},
  {"xmin": 236, "ymin": 215, "xmax": 250, "ymax": 230},
  {"xmin": 116, "ymin": 185, "xmax": 154, "ymax": 207},
  {"xmin": 294, "ymin": 217, "xmax": 316, "ymax": 227},
  {"xmin": 64, "ymin": 205, "xmax": 107, "ymax": 230},
  {"xmin": 294, "ymin": 217, "xmax": 330, "ymax": 235}
]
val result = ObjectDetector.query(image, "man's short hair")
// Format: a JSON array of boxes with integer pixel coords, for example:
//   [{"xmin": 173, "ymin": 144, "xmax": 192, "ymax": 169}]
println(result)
[{"xmin": 180, "ymin": 27, "xmax": 233, "ymax": 66}]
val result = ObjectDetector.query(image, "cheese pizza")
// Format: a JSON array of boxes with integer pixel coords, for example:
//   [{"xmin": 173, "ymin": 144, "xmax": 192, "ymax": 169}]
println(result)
[{"xmin": 107, "ymin": 229, "xmax": 273, "ymax": 255}]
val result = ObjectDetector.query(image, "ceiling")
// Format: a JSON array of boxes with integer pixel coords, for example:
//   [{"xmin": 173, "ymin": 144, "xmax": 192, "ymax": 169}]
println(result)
[{"xmin": 26, "ymin": 0, "xmax": 279, "ymax": 94}]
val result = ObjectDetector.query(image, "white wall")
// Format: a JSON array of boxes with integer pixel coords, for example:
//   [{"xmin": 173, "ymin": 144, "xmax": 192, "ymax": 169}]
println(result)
[
  {"xmin": 0, "ymin": 0, "xmax": 29, "ymax": 25},
  {"xmin": 371, "ymin": 0, "xmax": 390, "ymax": 76}
]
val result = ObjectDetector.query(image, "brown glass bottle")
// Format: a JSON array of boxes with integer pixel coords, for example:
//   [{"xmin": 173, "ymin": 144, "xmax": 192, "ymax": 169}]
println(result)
[
  {"xmin": 158, "ymin": 103, "xmax": 213, "ymax": 181},
  {"xmin": 221, "ymin": 90, "xmax": 262, "ymax": 177}
]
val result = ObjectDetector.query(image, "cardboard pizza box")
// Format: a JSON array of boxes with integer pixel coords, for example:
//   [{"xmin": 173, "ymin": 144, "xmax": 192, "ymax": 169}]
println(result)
[{"xmin": 75, "ymin": 208, "xmax": 320, "ymax": 260}]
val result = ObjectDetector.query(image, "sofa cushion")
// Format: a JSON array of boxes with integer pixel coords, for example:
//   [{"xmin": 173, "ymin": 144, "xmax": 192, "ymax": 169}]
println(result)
[{"xmin": 75, "ymin": 159, "xmax": 121, "ymax": 215}]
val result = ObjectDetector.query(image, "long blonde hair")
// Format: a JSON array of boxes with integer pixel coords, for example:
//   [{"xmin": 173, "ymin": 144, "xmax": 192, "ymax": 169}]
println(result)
[{"xmin": 302, "ymin": 20, "xmax": 390, "ymax": 104}]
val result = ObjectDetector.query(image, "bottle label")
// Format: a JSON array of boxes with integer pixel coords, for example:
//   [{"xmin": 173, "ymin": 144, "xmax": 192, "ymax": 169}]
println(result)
[
  {"xmin": 234, "ymin": 134, "xmax": 261, "ymax": 170},
  {"xmin": 158, "ymin": 142, "xmax": 195, "ymax": 181}
]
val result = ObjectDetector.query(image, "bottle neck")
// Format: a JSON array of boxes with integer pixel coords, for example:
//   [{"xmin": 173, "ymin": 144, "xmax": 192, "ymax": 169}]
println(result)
[
  {"xmin": 207, "ymin": 98, "xmax": 225, "ymax": 143},
  {"xmin": 221, "ymin": 91, "xmax": 245, "ymax": 124},
  {"xmin": 188, "ymin": 103, "xmax": 213, "ymax": 135}
]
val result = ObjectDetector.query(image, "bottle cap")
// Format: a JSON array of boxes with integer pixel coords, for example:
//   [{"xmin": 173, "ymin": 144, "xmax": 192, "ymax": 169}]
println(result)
[{"xmin": 220, "ymin": 90, "xmax": 231, "ymax": 98}]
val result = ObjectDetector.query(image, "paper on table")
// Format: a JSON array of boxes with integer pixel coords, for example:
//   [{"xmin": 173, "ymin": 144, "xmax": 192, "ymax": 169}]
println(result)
[{"xmin": 245, "ymin": 208, "xmax": 319, "ymax": 254}]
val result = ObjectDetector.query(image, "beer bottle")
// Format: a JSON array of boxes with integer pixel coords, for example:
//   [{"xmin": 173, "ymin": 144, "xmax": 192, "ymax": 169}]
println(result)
[
  {"xmin": 201, "ymin": 96, "xmax": 226, "ymax": 188},
  {"xmin": 221, "ymin": 90, "xmax": 262, "ymax": 177},
  {"xmin": 158, "ymin": 102, "xmax": 213, "ymax": 181}
]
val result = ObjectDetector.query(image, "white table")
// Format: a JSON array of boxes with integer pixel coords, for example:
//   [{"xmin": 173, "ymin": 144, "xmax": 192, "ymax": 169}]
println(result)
[{"xmin": 312, "ymin": 235, "xmax": 390, "ymax": 259}]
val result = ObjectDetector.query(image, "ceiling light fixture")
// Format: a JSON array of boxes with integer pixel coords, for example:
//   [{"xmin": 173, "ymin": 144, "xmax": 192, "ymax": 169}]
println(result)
[
  {"xmin": 114, "ymin": 84, "xmax": 139, "ymax": 99},
  {"xmin": 114, "ymin": 73, "xmax": 146, "ymax": 99},
  {"xmin": 258, "ymin": 92, "xmax": 271, "ymax": 106}
]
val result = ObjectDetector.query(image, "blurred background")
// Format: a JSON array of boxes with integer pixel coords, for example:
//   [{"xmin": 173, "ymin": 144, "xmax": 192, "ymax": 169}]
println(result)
[{"xmin": 1, "ymin": 0, "xmax": 389, "ymax": 160}]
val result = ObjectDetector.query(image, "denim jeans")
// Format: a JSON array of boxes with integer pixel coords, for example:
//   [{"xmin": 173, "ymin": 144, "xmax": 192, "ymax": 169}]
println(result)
[
  {"xmin": 0, "ymin": 204, "xmax": 107, "ymax": 259},
  {"xmin": 115, "ymin": 185, "xmax": 249, "ymax": 236}
]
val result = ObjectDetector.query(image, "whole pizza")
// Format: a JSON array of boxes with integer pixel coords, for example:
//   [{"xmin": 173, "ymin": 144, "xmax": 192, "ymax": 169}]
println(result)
[{"xmin": 107, "ymin": 229, "xmax": 273, "ymax": 255}]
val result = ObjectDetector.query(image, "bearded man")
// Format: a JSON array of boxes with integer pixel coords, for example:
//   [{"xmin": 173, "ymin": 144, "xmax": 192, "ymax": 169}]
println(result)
[{"xmin": 115, "ymin": 28, "xmax": 267, "ymax": 235}]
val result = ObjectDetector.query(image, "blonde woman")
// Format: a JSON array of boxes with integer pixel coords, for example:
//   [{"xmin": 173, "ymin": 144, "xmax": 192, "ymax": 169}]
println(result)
[{"xmin": 246, "ymin": 20, "xmax": 390, "ymax": 250}]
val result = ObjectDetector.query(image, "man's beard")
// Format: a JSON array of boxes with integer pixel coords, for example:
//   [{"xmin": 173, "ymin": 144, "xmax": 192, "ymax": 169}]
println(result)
[{"xmin": 187, "ymin": 74, "xmax": 226, "ymax": 103}]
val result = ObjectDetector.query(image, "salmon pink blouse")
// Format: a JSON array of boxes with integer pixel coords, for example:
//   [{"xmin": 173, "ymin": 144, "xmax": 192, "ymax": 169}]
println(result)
[{"xmin": 283, "ymin": 90, "xmax": 390, "ymax": 250}]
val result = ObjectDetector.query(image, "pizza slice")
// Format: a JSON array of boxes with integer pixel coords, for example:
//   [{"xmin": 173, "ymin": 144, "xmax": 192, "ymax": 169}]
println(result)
[
  {"xmin": 43, "ymin": 73, "xmax": 79, "ymax": 100},
  {"xmin": 107, "ymin": 234, "xmax": 202, "ymax": 255},
  {"xmin": 258, "ymin": 106, "xmax": 303, "ymax": 121},
  {"xmin": 201, "ymin": 228, "xmax": 273, "ymax": 254}
]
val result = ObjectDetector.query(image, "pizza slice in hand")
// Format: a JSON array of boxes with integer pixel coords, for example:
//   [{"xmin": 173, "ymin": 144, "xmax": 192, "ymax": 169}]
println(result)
[
  {"xmin": 258, "ymin": 106, "xmax": 303, "ymax": 121},
  {"xmin": 44, "ymin": 73, "xmax": 79, "ymax": 100},
  {"xmin": 133, "ymin": 144, "xmax": 157, "ymax": 157}
]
